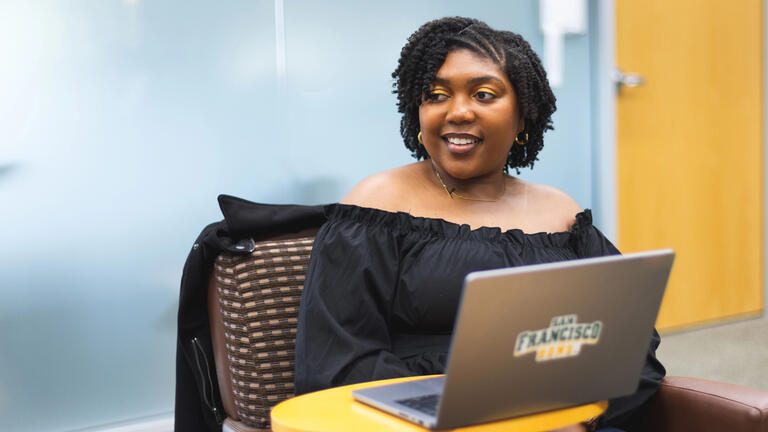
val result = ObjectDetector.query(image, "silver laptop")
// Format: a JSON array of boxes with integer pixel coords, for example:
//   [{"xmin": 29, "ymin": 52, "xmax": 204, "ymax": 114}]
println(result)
[{"xmin": 352, "ymin": 249, "xmax": 674, "ymax": 429}]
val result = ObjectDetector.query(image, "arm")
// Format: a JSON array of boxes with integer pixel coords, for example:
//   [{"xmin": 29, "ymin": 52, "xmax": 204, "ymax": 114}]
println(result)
[
  {"xmin": 294, "ymin": 218, "xmax": 415, "ymax": 395},
  {"xmin": 575, "ymin": 217, "xmax": 667, "ymax": 429},
  {"xmin": 599, "ymin": 329, "xmax": 666, "ymax": 428}
]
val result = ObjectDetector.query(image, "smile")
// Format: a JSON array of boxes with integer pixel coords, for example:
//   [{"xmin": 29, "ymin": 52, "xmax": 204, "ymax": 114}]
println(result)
[
  {"xmin": 442, "ymin": 133, "xmax": 481, "ymax": 154},
  {"xmin": 446, "ymin": 136, "xmax": 479, "ymax": 145}
]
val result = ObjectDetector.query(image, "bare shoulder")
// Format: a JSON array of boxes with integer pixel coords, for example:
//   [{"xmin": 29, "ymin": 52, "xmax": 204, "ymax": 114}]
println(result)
[
  {"xmin": 516, "ymin": 180, "xmax": 583, "ymax": 232},
  {"xmin": 341, "ymin": 163, "xmax": 426, "ymax": 212}
]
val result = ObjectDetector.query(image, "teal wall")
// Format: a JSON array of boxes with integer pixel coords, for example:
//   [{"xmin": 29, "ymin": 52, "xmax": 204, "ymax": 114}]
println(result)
[{"xmin": 0, "ymin": 1, "xmax": 597, "ymax": 430}]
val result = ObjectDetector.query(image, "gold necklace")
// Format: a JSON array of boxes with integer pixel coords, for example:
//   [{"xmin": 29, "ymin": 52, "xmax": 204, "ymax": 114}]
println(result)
[{"xmin": 432, "ymin": 164, "xmax": 506, "ymax": 202}]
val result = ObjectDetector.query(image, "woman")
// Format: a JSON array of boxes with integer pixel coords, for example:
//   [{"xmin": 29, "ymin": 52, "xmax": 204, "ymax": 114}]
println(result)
[{"xmin": 295, "ymin": 17, "xmax": 664, "ymax": 431}]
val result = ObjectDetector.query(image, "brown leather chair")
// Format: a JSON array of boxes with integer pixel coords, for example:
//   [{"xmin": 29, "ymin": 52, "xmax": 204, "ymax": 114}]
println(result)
[
  {"xmin": 636, "ymin": 376, "xmax": 768, "ymax": 431},
  {"xmin": 207, "ymin": 232, "xmax": 768, "ymax": 432}
]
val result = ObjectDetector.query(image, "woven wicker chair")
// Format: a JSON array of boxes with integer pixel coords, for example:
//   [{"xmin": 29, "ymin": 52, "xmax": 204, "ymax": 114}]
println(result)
[{"xmin": 207, "ymin": 233, "xmax": 768, "ymax": 432}]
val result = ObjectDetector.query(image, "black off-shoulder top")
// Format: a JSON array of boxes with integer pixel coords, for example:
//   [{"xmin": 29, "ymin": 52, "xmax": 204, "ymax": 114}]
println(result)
[{"xmin": 295, "ymin": 204, "xmax": 665, "ymax": 428}]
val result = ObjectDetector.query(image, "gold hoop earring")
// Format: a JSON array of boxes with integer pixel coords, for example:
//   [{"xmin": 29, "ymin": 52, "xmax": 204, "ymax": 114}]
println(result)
[
  {"xmin": 418, "ymin": 131, "xmax": 423, "ymax": 144},
  {"xmin": 514, "ymin": 120, "xmax": 528, "ymax": 145}
]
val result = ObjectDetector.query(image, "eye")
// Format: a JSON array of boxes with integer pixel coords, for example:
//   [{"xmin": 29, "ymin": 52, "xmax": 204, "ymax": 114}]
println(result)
[
  {"xmin": 474, "ymin": 89, "xmax": 497, "ymax": 101},
  {"xmin": 425, "ymin": 89, "xmax": 449, "ymax": 102}
]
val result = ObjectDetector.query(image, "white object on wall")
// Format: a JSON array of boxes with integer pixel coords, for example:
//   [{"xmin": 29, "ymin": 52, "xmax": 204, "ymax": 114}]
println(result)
[{"xmin": 539, "ymin": 0, "xmax": 588, "ymax": 87}]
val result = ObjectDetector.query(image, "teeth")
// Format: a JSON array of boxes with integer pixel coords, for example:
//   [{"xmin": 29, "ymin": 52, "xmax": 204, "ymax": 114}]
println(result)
[{"xmin": 446, "ymin": 137, "xmax": 479, "ymax": 145}]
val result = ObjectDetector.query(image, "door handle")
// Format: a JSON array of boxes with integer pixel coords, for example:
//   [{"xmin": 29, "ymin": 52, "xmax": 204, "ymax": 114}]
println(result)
[{"xmin": 613, "ymin": 68, "xmax": 645, "ymax": 92}]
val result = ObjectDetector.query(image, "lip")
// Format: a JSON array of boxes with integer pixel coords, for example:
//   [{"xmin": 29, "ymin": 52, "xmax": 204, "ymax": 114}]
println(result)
[{"xmin": 441, "ymin": 133, "xmax": 482, "ymax": 154}]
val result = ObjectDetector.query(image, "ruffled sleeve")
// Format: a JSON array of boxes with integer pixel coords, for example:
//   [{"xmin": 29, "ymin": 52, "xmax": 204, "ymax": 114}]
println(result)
[
  {"xmin": 294, "ymin": 206, "xmax": 415, "ymax": 395},
  {"xmin": 569, "ymin": 210, "xmax": 621, "ymax": 259},
  {"xmin": 570, "ymin": 210, "xmax": 667, "ymax": 429}
]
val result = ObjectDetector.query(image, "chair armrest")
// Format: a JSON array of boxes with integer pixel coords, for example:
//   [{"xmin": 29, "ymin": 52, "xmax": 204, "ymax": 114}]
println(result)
[{"xmin": 638, "ymin": 376, "xmax": 768, "ymax": 432}]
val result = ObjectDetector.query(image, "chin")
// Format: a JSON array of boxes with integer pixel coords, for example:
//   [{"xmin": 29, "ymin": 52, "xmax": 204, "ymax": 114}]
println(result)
[{"xmin": 440, "ymin": 163, "xmax": 478, "ymax": 180}]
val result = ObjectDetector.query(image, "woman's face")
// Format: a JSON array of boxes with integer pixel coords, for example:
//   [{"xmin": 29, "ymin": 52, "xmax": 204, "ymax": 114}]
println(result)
[{"xmin": 418, "ymin": 48, "xmax": 522, "ymax": 180}]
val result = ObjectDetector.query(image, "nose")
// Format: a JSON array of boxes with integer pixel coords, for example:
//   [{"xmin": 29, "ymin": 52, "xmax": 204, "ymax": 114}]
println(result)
[{"xmin": 445, "ymin": 95, "xmax": 476, "ymax": 124}]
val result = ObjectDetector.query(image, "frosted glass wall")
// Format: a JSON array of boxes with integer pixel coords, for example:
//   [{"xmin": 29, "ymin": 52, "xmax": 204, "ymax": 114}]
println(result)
[{"xmin": 0, "ymin": 1, "xmax": 594, "ymax": 430}]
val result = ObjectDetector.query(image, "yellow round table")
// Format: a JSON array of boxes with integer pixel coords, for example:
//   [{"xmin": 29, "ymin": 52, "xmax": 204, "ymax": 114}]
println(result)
[{"xmin": 271, "ymin": 376, "xmax": 606, "ymax": 432}]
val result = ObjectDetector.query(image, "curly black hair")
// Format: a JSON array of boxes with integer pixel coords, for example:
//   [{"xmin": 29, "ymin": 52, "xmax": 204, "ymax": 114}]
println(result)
[{"xmin": 392, "ymin": 17, "xmax": 556, "ymax": 173}]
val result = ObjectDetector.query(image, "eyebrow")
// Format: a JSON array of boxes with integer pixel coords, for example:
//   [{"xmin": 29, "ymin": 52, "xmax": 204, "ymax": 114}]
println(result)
[{"xmin": 432, "ymin": 75, "xmax": 505, "ymax": 86}]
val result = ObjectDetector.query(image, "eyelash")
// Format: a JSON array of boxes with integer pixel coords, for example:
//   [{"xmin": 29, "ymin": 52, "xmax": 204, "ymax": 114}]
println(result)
[
  {"xmin": 474, "ymin": 90, "xmax": 497, "ymax": 101},
  {"xmin": 426, "ymin": 90, "xmax": 449, "ymax": 102},
  {"xmin": 425, "ymin": 89, "xmax": 498, "ymax": 102}
]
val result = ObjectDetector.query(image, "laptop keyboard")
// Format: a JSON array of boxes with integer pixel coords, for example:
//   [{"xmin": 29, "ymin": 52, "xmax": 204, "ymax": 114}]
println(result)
[{"xmin": 395, "ymin": 394, "xmax": 440, "ymax": 416}]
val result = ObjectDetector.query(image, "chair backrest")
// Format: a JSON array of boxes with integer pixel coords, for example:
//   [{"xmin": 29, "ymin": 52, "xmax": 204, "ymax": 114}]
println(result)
[{"xmin": 208, "ymin": 233, "xmax": 316, "ymax": 429}]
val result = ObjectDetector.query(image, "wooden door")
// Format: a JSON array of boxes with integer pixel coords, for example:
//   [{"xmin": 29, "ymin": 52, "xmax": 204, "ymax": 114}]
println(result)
[{"xmin": 616, "ymin": 0, "xmax": 764, "ymax": 330}]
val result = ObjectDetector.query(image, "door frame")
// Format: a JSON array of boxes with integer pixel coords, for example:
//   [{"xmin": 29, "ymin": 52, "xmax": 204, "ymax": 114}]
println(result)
[{"xmin": 591, "ymin": 0, "xmax": 617, "ymax": 244}]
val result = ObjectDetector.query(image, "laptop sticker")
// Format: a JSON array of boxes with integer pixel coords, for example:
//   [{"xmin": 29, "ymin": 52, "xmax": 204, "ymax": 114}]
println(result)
[{"xmin": 514, "ymin": 314, "xmax": 602, "ymax": 362}]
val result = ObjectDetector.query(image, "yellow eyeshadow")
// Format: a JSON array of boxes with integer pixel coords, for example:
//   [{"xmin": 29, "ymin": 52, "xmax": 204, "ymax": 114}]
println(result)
[
  {"xmin": 474, "ymin": 87, "xmax": 498, "ymax": 96},
  {"xmin": 430, "ymin": 89, "xmax": 450, "ymax": 95}
]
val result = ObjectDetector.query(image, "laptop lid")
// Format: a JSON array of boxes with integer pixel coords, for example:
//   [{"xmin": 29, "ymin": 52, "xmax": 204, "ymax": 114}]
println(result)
[{"xmin": 433, "ymin": 249, "xmax": 673, "ymax": 428}]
